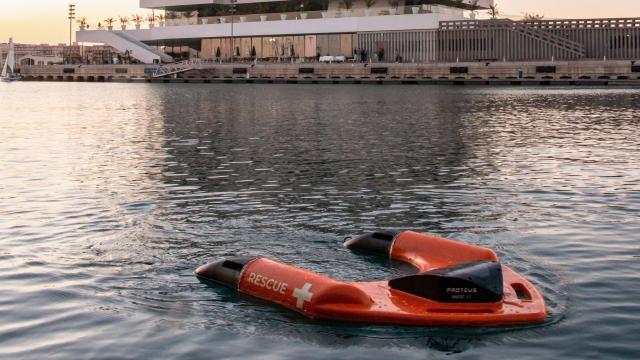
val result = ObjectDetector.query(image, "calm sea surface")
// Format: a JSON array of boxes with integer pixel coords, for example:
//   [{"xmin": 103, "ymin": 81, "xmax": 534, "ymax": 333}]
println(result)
[{"xmin": 0, "ymin": 83, "xmax": 638, "ymax": 359}]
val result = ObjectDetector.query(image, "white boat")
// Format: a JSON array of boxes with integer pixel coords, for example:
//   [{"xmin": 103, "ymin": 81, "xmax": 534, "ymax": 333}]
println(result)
[{"xmin": 1, "ymin": 38, "xmax": 19, "ymax": 82}]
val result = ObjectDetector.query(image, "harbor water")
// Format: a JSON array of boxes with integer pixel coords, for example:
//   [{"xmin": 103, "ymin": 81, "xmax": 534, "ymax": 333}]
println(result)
[{"xmin": 0, "ymin": 83, "xmax": 638, "ymax": 359}]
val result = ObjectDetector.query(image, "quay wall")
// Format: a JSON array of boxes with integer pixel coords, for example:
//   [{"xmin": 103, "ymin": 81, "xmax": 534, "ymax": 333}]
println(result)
[
  {"xmin": 20, "ymin": 65, "xmax": 152, "ymax": 82},
  {"xmin": 19, "ymin": 60, "xmax": 640, "ymax": 85}
]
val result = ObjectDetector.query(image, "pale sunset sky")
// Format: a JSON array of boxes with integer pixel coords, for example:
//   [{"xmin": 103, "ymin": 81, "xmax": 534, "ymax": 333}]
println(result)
[{"xmin": 1, "ymin": 0, "xmax": 639, "ymax": 44}]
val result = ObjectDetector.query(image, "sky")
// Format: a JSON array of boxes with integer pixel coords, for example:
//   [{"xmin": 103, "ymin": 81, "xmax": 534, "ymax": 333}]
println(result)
[{"xmin": 0, "ymin": 0, "xmax": 639, "ymax": 44}]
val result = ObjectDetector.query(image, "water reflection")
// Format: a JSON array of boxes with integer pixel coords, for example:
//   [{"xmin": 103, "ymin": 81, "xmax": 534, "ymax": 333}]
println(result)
[
  {"xmin": 0, "ymin": 83, "xmax": 638, "ymax": 359},
  {"xmin": 155, "ymin": 85, "xmax": 478, "ymax": 233}
]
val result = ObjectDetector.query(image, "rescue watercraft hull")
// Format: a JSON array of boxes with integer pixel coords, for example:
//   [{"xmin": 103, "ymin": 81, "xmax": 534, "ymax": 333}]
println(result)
[{"xmin": 196, "ymin": 231, "xmax": 547, "ymax": 327}]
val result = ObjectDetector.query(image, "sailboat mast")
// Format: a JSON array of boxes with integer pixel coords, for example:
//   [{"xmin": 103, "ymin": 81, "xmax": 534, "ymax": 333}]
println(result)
[
  {"xmin": 1, "ymin": 43, "xmax": 8, "ymax": 78},
  {"xmin": 2, "ymin": 38, "xmax": 15, "ymax": 78}
]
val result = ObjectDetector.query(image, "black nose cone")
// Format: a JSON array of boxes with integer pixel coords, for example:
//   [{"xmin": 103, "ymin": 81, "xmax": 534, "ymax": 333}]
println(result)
[
  {"xmin": 195, "ymin": 256, "xmax": 258, "ymax": 289},
  {"xmin": 343, "ymin": 230, "xmax": 401, "ymax": 256}
]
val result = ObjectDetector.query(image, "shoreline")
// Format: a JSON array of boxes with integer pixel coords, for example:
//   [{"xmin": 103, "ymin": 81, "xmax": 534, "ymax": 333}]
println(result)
[{"xmin": 17, "ymin": 60, "xmax": 640, "ymax": 86}]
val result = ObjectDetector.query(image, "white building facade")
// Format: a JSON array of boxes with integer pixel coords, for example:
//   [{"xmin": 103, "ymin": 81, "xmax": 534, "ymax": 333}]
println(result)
[{"xmin": 78, "ymin": 0, "xmax": 493, "ymax": 63}]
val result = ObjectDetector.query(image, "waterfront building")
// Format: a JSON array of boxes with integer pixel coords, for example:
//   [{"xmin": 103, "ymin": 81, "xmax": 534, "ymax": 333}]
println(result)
[
  {"xmin": 78, "ymin": 0, "xmax": 493, "ymax": 63},
  {"xmin": 0, "ymin": 43, "xmax": 65, "ymax": 67},
  {"xmin": 0, "ymin": 42, "xmax": 120, "ymax": 68},
  {"xmin": 77, "ymin": 1, "xmax": 640, "ymax": 64}
]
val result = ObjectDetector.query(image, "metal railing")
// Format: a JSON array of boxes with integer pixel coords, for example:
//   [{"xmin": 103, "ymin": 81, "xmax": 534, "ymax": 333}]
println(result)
[
  {"xmin": 514, "ymin": 21, "xmax": 585, "ymax": 57},
  {"xmin": 439, "ymin": 18, "xmax": 640, "ymax": 30},
  {"xmin": 521, "ymin": 18, "xmax": 640, "ymax": 29},
  {"xmin": 439, "ymin": 19, "xmax": 586, "ymax": 57},
  {"xmin": 152, "ymin": 59, "xmax": 217, "ymax": 77}
]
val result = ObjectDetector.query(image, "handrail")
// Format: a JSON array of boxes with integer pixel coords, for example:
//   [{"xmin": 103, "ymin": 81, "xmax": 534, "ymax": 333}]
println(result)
[
  {"xmin": 439, "ymin": 19, "xmax": 586, "ymax": 57},
  {"xmin": 514, "ymin": 21, "xmax": 585, "ymax": 56},
  {"xmin": 112, "ymin": 31, "xmax": 174, "ymax": 63},
  {"xmin": 440, "ymin": 17, "xmax": 640, "ymax": 30},
  {"xmin": 152, "ymin": 59, "xmax": 217, "ymax": 77}
]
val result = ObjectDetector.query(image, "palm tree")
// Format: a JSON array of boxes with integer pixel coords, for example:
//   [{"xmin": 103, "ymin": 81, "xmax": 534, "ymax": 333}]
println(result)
[
  {"xmin": 77, "ymin": 17, "xmax": 88, "ymax": 30},
  {"xmin": 119, "ymin": 16, "xmax": 130, "ymax": 30},
  {"xmin": 364, "ymin": 0, "xmax": 376, "ymax": 16},
  {"xmin": 450, "ymin": 0, "xmax": 464, "ymax": 8},
  {"xmin": 105, "ymin": 17, "xmax": 116, "ymax": 31},
  {"xmin": 146, "ymin": 14, "xmax": 156, "ymax": 28},
  {"xmin": 469, "ymin": 0, "xmax": 480, "ymax": 19},
  {"xmin": 343, "ymin": 0, "xmax": 355, "ymax": 9},
  {"xmin": 342, "ymin": 0, "xmax": 354, "ymax": 16},
  {"xmin": 181, "ymin": 10, "xmax": 194, "ymax": 22},
  {"xmin": 156, "ymin": 13, "xmax": 166, "ymax": 27},
  {"xmin": 488, "ymin": 3, "xmax": 499, "ymax": 19},
  {"xmin": 256, "ymin": 2, "xmax": 269, "ymax": 17},
  {"xmin": 522, "ymin": 12, "xmax": 544, "ymax": 21},
  {"xmin": 131, "ymin": 14, "xmax": 144, "ymax": 29}
]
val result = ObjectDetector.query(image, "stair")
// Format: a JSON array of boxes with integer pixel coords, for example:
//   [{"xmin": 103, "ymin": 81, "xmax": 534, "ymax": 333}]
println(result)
[
  {"xmin": 152, "ymin": 59, "xmax": 213, "ymax": 78},
  {"xmin": 439, "ymin": 19, "xmax": 587, "ymax": 60},
  {"xmin": 113, "ymin": 32, "xmax": 174, "ymax": 63},
  {"xmin": 508, "ymin": 20, "xmax": 585, "ymax": 58},
  {"xmin": 76, "ymin": 30, "xmax": 174, "ymax": 64}
]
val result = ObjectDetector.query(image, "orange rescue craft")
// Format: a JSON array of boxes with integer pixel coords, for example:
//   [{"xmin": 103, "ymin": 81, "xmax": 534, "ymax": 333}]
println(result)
[{"xmin": 195, "ymin": 230, "xmax": 547, "ymax": 327}]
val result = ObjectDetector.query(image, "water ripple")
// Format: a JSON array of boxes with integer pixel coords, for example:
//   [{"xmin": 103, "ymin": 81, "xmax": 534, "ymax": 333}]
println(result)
[{"xmin": 0, "ymin": 83, "xmax": 639, "ymax": 359}]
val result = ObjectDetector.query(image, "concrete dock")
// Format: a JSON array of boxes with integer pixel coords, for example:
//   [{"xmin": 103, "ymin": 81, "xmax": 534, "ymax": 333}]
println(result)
[{"xmin": 19, "ymin": 60, "xmax": 640, "ymax": 86}]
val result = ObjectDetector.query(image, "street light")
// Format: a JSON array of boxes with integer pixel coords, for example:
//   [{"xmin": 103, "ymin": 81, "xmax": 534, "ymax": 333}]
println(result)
[
  {"xmin": 68, "ymin": 4, "xmax": 75, "ymax": 64},
  {"xmin": 68, "ymin": 4, "xmax": 75, "ymax": 47}
]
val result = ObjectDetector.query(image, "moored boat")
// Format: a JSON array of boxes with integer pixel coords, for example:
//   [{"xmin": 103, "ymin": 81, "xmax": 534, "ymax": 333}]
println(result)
[{"xmin": 1, "ymin": 38, "xmax": 20, "ymax": 82}]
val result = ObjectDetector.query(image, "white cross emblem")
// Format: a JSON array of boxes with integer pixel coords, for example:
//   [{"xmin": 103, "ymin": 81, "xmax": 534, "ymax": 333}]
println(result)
[{"xmin": 293, "ymin": 283, "xmax": 313, "ymax": 309}]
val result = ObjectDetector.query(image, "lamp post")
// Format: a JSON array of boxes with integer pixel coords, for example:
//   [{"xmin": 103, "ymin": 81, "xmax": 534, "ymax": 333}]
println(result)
[
  {"xmin": 68, "ymin": 4, "xmax": 75, "ymax": 64},
  {"xmin": 230, "ymin": 0, "xmax": 237, "ymax": 63}
]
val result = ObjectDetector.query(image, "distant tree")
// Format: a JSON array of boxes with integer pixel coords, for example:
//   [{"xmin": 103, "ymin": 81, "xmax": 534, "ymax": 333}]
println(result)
[
  {"xmin": 278, "ymin": 1, "xmax": 290, "ymax": 13},
  {"xmin": 77, "ymin": 17, "xmax": 88, "ymax": 28},
  {"xmin": 522, "ymin": 12, "xmax": 545, "ymax": 21},
  {"xmin": 255, "ymin": 2, "xmax": 269, "ymax": 15},
  {"xmin": 131, "ymin": 14, "xmax": 144, "ymax": 27},
  {"xmin": 343, "ymin": 0, "xmax": 355, "ymax": 10},
  {"xmin": 364, "ymin": 0, "xmax": 377, "ymax": 9},
  {"xmin": 488, "ymin": 3, "xmax": 499, "ymax": 19},
  {"xmin": 299, "ymin": 0, "xmax": 310, "ymax": 12},
  {"xmin": 469, "ymin": 0, "xmax": 481, "ymax": 18}
]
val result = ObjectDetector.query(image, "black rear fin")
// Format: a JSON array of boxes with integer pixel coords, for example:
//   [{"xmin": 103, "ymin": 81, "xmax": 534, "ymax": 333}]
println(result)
[{"xmin": 388, "ymin": 261, "xmax": 504, "ymax": 303}]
